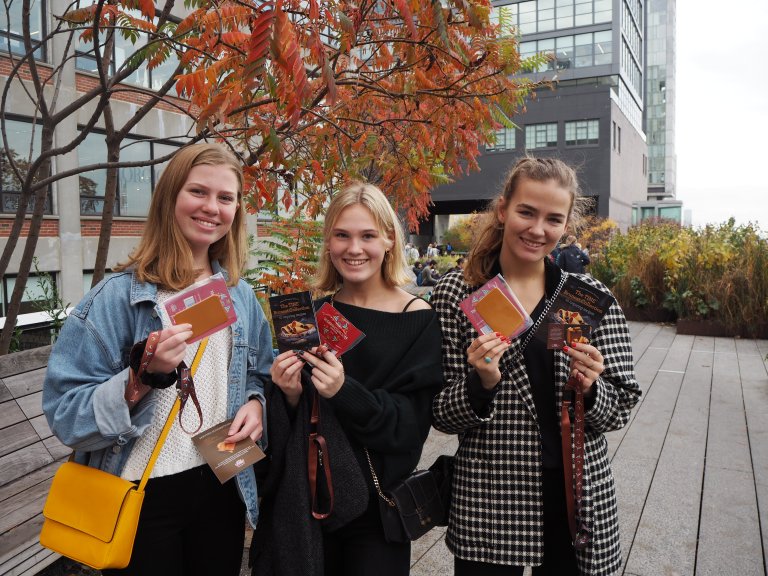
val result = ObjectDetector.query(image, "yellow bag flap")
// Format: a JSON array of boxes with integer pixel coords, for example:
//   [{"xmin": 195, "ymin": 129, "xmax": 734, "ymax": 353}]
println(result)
[{"xmin": 43, "ymin": 461, "xmax": 139, "ymax": 544}]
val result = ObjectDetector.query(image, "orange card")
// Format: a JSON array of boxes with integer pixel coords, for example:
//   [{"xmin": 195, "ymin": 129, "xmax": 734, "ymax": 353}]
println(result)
[
  {"xmin": 475, "ymin": 287, "xmax": 526, "ymax": 338},
  {"xmin": 173, "ymin": 294, "xmax": 229, "ymax": 342}
]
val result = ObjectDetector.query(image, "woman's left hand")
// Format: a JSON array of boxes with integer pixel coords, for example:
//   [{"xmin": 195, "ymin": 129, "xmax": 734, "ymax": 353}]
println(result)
[
  {"xmin": 302, "ymin": 345, "xmax": 345, "ymax": 399},
  {"xmin": 226, "ymin": 399, "xmax": 263, "ymax": 443},
  {"xmin": 564, "ymin": 341, "xmax": 604, "ymax": 396}
]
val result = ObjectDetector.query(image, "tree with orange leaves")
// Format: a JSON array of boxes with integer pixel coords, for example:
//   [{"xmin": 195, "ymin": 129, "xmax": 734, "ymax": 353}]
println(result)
[{"xmin": 174, "ymin": 0, "xmax": 546, "ymax": 291}]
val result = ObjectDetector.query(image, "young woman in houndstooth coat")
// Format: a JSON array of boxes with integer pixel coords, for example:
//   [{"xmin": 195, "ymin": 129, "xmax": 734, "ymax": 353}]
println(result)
[{"xmin": 431, "ymin": 157, "xmax": 641, "ymax": 576}]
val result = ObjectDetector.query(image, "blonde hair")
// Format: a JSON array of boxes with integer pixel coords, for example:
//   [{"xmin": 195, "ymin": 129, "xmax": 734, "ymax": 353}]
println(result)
[
  {"xmin": 464, "ymin": 156, "xmax": 584, "ymax": 286},
  {"xmin": 115, "ymin": 143, "xmax": 246, "ymax": 289},
  {"xmin": 315, "ymin": 182, "xmax": 410, "ymax": 292}
]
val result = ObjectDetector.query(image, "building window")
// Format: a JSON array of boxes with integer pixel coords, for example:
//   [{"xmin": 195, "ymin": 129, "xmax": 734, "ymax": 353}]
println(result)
[
  {"xmin": 487, "ymin": 128, "xmax": 516, "ymax": 152},
  {"xmin": 0, "ymin": 117, "xmax": 52, "ymax": 215},
  {"xmin": 565, "ymin": 120, "xmax": 599, "ymax": 146},
  {"xmin": 0, "ymin": 0, "xmax": 45, "ymax": 59},
  {"xmin": 2, "ymin": 273, "xmax": 55, "ymax": 316},
  {"xmin": 526, "ymin": 123, "xmax": 558, "ymax": 149},
  {"xmin": 492, "ymin": 0, "xmax": 613, "ymax": 34},
  {"xmin": 77, "ymin": 133, "xmax": 183, "ymax": 217}
]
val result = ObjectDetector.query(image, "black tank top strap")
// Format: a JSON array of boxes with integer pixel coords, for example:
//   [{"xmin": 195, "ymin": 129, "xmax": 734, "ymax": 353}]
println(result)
[{"xmin": 401, "ymin": 296, "xmax": 423, "ymax": 312}]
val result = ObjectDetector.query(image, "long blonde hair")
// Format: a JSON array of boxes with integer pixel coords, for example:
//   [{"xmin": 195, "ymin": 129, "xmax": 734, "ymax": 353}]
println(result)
[
  {"xmin": 315, "ymin": 182, "xmax": 410, "ymax": 292},
  {"xmin": 464, "ymin": 156, "xmax": 584, "ymax": 286},
  {"xmin": 115, "ymin": 143, "xmax": 246, "ymax": 288}
]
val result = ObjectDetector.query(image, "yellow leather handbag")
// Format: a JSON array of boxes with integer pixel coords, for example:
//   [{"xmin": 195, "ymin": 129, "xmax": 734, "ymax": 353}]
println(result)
[{"xmin": 39, "ymin": 339, "xmax": 207, "ymax": 569}]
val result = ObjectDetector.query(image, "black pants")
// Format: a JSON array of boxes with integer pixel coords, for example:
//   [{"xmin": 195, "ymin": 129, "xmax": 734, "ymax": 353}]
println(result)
[
  {"xmin": 454, "ymin": 467, "xmax": 579, "ymax": 576},
  {"xmin": 323, "ymin": 497, "xmax": 411, "ymax": 576},
  {"xmin": 103, "ymin": 465, "xmax": 246, "ymax": 576}
]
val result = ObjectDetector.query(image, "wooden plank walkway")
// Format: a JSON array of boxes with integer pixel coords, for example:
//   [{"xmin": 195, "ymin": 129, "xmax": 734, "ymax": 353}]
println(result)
[{"xmin": 410, "ymin": 322, "xmax": 768, "ymax": 576}]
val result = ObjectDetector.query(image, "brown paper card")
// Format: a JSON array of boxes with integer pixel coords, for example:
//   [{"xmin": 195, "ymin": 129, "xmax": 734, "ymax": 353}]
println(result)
[
  {"xmin": 173, "ymin": 294, "xmax": 229, "ymax": 341},
  {"xmin": 475, "ymin": 287, "xmax": 526, "ymax": 337},
  {"xmin": 192, "ymin": 418, "xmax": 266, "ymax": 483}
]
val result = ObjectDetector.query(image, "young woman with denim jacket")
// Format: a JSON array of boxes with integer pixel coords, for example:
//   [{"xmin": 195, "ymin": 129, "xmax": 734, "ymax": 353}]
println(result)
[{"xmin": 43, "ymin": 144, "xmax": 273, "ymax": 576}]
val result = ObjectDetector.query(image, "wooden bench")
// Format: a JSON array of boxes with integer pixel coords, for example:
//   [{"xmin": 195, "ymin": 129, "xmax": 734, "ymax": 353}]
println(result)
[{"xmin": 0, "ymin": 345, "xmax": 68, "ymax": 576}]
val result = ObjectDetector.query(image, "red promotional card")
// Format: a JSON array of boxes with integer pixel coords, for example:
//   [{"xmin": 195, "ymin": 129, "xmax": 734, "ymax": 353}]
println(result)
[
  {"xmin": 315, "ymin": 302, "xmax": 366, "ymax": 357},
  {"xmin": 164, "ymin": 273, "xmax": 237, "ymax": 343}
]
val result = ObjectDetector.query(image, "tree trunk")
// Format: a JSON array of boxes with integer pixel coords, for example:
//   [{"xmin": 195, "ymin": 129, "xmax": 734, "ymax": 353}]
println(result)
[
  {"xmin": 91, "ymin": 106, "xmax": 119, "ymax": 287},
  {"xmin": 0, "ymin": 128, "xmax": 54, "ymax": 354}
]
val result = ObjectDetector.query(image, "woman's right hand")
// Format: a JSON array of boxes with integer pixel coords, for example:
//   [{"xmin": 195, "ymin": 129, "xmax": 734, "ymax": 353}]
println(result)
[
  {"xmin": 467, "ymin": 332, "xmax": 510, "ymax": 390},
  {"xmin": 146, "ymin": 324, "xmax": 194, "ymax": 374},
  {"xmin": 270, "ymin": 350, "xmax": 304, "ymax": 407}
]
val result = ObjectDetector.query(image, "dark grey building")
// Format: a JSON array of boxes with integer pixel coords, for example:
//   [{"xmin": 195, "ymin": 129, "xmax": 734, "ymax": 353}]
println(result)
[{"xmin": 427, "ymin": 0, "xmax": 649, "ymax": 234}]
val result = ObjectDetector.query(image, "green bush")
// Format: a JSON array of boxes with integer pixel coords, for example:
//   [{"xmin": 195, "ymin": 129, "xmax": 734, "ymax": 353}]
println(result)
[{"xmin": 590, "ymin": 218, "xmax": 768, "ymax": 336}]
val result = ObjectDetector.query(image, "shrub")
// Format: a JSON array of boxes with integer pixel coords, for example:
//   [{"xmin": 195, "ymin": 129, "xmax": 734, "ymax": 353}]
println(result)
[{"xmin": 591, "ymin": 218, "xmax": 768, "ymax": 336}]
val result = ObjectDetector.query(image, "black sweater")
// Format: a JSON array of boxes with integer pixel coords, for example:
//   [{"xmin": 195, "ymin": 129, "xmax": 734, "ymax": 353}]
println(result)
[{"xmin": 325, "ymin": 299, "xmax": 445, "ymax": 491}]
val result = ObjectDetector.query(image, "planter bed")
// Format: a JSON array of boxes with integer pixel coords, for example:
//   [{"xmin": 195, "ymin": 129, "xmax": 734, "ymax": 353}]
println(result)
[{"xmin": 676, "ymin": 319, "xmax": 768, "ymax": 339}]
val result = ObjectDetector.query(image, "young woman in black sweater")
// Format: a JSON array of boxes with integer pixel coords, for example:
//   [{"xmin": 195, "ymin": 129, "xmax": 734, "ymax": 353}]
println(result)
[{"xmin": 259, "ymin": 182, "xmax": 444, "ymax": 576}]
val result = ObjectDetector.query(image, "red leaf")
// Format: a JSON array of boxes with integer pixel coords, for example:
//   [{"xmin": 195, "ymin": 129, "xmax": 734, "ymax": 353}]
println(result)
[
  {"xmin": 392, "ymin": 0, "xmax": 418, "ymax": 38},
  {"xmin": 138, "ymin": 0, "xmax": 154, "ymax": 20}
]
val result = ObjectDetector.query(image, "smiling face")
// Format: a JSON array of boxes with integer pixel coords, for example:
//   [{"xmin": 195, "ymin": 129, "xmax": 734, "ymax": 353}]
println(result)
[
  {"xmin": 497, "ymin": 177, "xmax": 571, "ymax": 266},
  {"xmin": 328, "ymin": 204, "xmax": 392, "ymax": 288},
  {"xmin": 174, "ymin": 163, "xmax": 239, "ymax": 266}
]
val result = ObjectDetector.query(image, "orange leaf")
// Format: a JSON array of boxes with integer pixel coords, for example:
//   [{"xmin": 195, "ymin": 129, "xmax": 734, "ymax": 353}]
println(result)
[{"xmin": 392, "ymin": 0, "xmax": 418, "ymax": 38}]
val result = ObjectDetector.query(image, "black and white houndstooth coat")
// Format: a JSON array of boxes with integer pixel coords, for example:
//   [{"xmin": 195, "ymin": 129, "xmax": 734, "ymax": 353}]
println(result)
[{"xmin": 431, "ymin": 267, "xmax": 641, "ymax": 575}]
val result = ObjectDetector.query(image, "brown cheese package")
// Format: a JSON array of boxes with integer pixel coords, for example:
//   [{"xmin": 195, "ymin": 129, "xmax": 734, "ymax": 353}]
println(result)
[
  {"xmin": 173, "ymin": 295, "xmax": 229, "ymax": 342},
  {"xmin": 460, "ymin": 274, "xmax": 533, "ymax": 339},
  {"xmin": 474, "ymin": 288, "xmax": 526, "ymax": 337}
]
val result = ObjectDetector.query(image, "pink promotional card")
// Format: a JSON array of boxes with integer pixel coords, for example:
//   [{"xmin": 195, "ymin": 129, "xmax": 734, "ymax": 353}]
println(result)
[
  {"xmin": 164, "ymin": 273, "xmax": 237, "ymax": 343},
  {"xmin": 460, "ymin": 274, "xmax": 533, "ymax": 339},
  {"xmin": 315, "ymin": 302, "xmax": 365, "ymax": 356}
]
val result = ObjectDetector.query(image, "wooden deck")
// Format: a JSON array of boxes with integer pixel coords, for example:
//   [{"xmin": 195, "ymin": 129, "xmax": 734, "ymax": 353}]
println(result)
[{"xmin": 410, "ymin": 321, "xmax": 768, "ymax": 576}]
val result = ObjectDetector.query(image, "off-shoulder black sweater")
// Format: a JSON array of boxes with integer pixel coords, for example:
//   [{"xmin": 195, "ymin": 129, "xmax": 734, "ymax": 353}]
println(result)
[{"xmin": 324, "ymin": 298, "xmax": 444, "ymax": 492}]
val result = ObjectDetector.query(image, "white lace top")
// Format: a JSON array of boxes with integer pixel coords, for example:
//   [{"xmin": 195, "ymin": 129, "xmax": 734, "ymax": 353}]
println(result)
[{"xmin": 121, "ymin": 289, "xmax": 231, "ymax": 481}]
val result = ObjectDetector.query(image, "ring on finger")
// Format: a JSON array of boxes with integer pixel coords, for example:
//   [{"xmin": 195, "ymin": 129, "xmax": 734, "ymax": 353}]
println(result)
[{"xmin": 484, "ymin": 356, "xmax": 492, "ymax": 364}]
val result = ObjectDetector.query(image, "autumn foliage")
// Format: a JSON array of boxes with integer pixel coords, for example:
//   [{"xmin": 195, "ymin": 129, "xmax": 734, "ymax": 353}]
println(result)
[
  {"xmin": 170, "ymin": 0, "xmax": 543, "ymax": 227},
  {"xmin": 58, "ymin": 0, "xmax": 544, "ymax": 293}
]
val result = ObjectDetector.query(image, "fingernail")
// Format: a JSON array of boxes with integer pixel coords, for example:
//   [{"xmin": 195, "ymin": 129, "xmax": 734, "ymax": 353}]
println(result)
[
  {"xmin": 563, "ymin": 345, "xmax": 570, "ymax": 352},
  {"xmin": 495, "ymin": 332, "xmax": 501, "ymax": 337},
  {"xmin": 304, "ymin": 359, "xmax": 315, "ymax": 368},
  {"xmin": 296, "ymin": 350, "xmax": 305, "ymax": 355}
]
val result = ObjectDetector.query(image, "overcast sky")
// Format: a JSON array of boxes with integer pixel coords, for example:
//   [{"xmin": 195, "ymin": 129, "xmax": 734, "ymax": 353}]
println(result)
[{"xmin": 675, "ymin": 1, "xmax": 768, "ymax": 230}]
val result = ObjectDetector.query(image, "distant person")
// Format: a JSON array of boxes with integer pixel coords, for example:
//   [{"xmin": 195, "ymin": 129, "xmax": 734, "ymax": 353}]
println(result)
[
  {"xmin": 451, "ymin": 257, "xmax": 466, "ymax": 273},
  {"xmin": 426, "ymin": 243, "xmax": 439, "ymax": 258},
  {"xmin": 409, "ymin": 244, "xmax": 420, "ymax": 262},
  {"xmin": 420, "ymin": 260, "xmax": 440, "ymax": 287},
  {"xmin": 446, "ymin": 242, "xmax": 453, "ymax": 255},
  {"xmin": 412, "ymin": 261, "xmax": 424, "ymax": 286},
  {"xmin": 557, "ymin": 235, "xmax": 590, "ymax": 274}
]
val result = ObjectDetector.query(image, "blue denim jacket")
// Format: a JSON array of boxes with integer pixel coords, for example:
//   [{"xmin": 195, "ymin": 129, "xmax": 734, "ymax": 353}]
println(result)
[{"xmin": 42, "ymin": 263, "xmax": 274, "ymax": 527}]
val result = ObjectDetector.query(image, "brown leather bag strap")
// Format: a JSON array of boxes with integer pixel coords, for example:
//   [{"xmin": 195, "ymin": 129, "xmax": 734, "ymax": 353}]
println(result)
[
  {"xmin": 175, "ymin": 339, "xmax": 207, "ymax": 435},
  {"xmin": 124, "ymin": 331, "xmax": 161, "ymax": 408},
  {"xmin": 308, "ymin": 390, "xmax": 334, "ymax": 519},
  {"xmin": 560, "ymin": 377, "xmax": 591, "ymax": 550}
]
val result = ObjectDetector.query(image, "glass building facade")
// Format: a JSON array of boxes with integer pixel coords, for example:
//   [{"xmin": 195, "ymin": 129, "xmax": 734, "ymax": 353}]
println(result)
[
  {"xmin": 431, "ymin": 0, "xmax": 653, "ymax": 231},
  {"xmin": 644, "ymin": 0, "xmax": 676, "ymax": 199}
]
